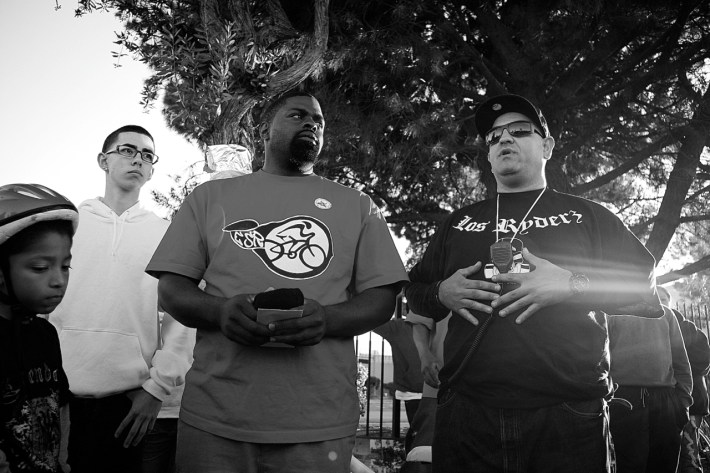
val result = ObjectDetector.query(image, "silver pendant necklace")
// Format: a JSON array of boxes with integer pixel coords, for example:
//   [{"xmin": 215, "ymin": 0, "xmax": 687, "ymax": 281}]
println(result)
[{"xmin": 490, "ymin": 188, "xmax": 545, "ymax": 274}]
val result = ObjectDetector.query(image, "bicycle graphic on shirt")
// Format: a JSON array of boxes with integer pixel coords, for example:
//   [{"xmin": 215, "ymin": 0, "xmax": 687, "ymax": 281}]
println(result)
[
  {"xmin": 264, "ymin": 224, "xmax": 329, "ymax": 270},
  {"xmin": 223, "ymin": 215, "xmax": 334, "ymax": 279}
]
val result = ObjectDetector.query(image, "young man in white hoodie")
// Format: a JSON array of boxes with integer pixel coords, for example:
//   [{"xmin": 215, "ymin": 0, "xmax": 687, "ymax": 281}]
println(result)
[{"xmin": 50, "ymin": 125, "xmax": 192, "ymax": 473}]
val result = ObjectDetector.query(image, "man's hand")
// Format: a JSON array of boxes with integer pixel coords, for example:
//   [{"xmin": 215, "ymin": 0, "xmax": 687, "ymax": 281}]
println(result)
[
  {"xmin": 438, "ymin": 262, "xmax": 500, "ymax": 326},
  {"xmin": 219, "ymin": 294, "xmax": 271, "ymax": 345},
  {"xmin": 114, "ymin": 389, "xmax": 162, "ymax": 448},
  {"xmin": 267, "ymin": 299, "xmax": 327, "ymax": 346},
  {"xmin": 490, "ymin": 248, "xmax": 573, "ymax": 324}
]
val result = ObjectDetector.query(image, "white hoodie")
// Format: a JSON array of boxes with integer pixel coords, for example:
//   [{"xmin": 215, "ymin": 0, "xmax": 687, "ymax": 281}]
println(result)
[{"xmin": 50, "ymin": 199, "xmax": 192, "ymax": 401}]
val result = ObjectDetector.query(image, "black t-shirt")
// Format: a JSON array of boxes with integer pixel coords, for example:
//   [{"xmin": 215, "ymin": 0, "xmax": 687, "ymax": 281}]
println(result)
[
  {"xmin": 0, "ymin": 315, "xmax": 71, "ymax": 473},
  {"xmin": 406, "ymin": 189, "xmax": 660, "ymax": 408},
  {"xmin": 374, "ymin": 319, "xmax": 424, "ymax": 394}
]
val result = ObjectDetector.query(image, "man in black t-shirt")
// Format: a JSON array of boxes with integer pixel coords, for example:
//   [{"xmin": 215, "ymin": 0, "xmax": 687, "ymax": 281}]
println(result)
[{"xmin": 405, "ymin": 94, "xmax": 663, "ymax": 473}]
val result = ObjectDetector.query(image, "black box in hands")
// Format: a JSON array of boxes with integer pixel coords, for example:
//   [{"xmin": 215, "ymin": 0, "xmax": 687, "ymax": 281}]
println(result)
[
  {"xmin": 253, "ymin": 288, "xmax": 304, "ymax": 310},
  {"xmin": 253, "ymin": 288, "xmax": 304, "ymax": 348}
]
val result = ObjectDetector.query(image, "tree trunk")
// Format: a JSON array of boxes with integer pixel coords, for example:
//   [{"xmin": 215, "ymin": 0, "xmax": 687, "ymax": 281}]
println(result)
[
  {"xmin": 199, "ymin": 0, "xmax": 330, "ymax": 170},
  {"xmin": 645, "ymin": 85, "xmax": 710, "ymax": 261}
]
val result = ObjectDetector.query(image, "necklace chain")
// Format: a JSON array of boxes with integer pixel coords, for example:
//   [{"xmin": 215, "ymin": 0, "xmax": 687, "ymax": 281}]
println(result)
[{"xmin": 495, "ymin": 188, "xmax": 546, "ymax": 242}]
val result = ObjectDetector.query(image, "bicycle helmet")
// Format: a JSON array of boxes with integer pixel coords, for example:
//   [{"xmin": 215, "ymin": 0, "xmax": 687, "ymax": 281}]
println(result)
[{"xmin": 0, "ymin": 183, "xmax": 79, "ymax": 246}]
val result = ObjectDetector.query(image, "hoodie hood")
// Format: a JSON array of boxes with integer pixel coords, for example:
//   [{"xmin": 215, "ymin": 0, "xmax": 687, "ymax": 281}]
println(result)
[
  {"xmin": 80, "ymin": 198, "xmax": 156, "ymax": 223},
  {"xmin": 79, "ymin": 198, "xmax": 158, "ymax": 257}
]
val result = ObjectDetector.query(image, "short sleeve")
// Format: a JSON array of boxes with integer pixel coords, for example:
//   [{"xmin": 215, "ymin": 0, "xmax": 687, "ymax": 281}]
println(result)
[
  {"xmin": 587, "ymin": 204, "xmax": 660, "ymax": 316},
  {"xmin": 351, "ymin": 194, "xmax": 408, "ymax": 294},
  {"xmin": 405, "ymin": 213, "xmax": 455, "ymax": 321},
  {"xmin": 146, "ymin": 188, "xmax": 208, "ymax": 281},
  {"xmin": 51, "ymin": 323, "xmax": 72, "ymax": 406}
]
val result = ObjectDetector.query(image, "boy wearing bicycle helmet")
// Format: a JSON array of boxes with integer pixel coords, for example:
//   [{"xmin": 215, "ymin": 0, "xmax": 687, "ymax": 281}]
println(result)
[{"xmin": 0, "ymin": 183, "xmax": 78, "ymax": 473}]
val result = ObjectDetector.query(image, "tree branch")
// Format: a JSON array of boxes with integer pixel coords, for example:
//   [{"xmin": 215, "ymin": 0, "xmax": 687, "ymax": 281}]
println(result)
[
  {"xmin": 633, "ymin": 213, "xmax": 710, "ymax": 234},
  {"xmin": 265, "ymin": 0, "xmax": 329, "ymax": 93},
  {"xmin": 657, "ymin": 255, "xmax": 710, "ymax": 285},
  {"xmin": 571, "ymin": 132, "xmax": 678, "ymax": 194}
]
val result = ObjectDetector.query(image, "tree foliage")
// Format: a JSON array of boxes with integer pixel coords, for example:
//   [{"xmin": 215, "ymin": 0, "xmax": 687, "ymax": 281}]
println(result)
[
  {"xmin": 149, "ymin": 161, "xmax": 205, "ymax": 220},
  {"xmin": 76, "ymin": 0, "xmax": 329, "ymax": 160},
  {"xmin": 71, "ymin": 0, "xmax": 710, "ymax": 282}
]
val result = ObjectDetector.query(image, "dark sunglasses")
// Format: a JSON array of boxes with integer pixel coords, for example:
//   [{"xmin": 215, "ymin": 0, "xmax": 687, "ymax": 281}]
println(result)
[{"xmin": 485, "ymin": 121, "xmax": 544, "ymax": 146}]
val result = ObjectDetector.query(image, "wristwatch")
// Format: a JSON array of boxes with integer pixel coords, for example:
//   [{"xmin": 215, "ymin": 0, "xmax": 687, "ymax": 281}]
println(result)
[{"xmin": 569, "ymin": 273, "xmax": 590, "ymax": 296}]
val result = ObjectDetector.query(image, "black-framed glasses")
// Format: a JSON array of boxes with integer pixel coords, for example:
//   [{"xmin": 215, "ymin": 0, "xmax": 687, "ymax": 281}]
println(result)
[
  {"xmin": 485, "ymin": 121, "xmax": 544, "ymax": 146},
  {"xmin": 104, "ymin": 144, "xmax": 159, "ymax": 165}
]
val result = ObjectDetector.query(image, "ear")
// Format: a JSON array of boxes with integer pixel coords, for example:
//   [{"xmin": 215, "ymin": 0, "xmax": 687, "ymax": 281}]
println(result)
[
  {"xmin": 259, "ymin": 122, "xmax": 270, "ymax": 141},
  {"xmin": 542, "ymin": 136, "xmax": 555, "ymax": 161},
  {"xmin": 97, "ymin": 153, "xmax": 109, "ymax": 172}
]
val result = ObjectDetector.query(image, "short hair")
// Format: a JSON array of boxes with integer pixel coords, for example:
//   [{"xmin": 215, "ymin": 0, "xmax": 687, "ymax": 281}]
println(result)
[
  {"xmin": 259, "ymin": 91, "xmax": 319, "ymax": 128},
  {"xmin": 0, "ymin": 220, "xmax": 74, "ymax": 268},
  {"xmin": 657, "ymin": 286, "xmax": 672, "ymax": 306},
  {"xmin": 102, "ymin": 125, "xmax": 154, "ymax": 153}
]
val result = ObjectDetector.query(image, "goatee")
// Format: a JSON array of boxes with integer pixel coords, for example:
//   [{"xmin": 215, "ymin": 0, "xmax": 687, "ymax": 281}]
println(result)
[{"xmin": 289, "ymin": 139, "xmax": 319, "ymax": 171}]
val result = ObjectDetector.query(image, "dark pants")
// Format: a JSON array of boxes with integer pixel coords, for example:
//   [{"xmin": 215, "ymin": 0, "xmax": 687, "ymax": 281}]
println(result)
[
  {"xmin": 68, "ymin": 394, "xmax": 144, "ymax": 473},
  {"xmin": 678, "ymin": 415, "xmax": 704, "ymax": 473},
  {"xmin": 403, "ymin": 399, "xmax": 421, "ymax": 453},
  {"xmin": 432, "ymin": 388, "xmax": 613, "ymax": 473},
  {"xmin": 409, "ymin": 397, "xmax": 437, "ymax": 451},
  {"xmin": 142, "ymin": 418, "xmax": 178, "ymax": 473},
  {"xmin": 609, "ymin": 386, "xmax": 687, "ymax": 473}
]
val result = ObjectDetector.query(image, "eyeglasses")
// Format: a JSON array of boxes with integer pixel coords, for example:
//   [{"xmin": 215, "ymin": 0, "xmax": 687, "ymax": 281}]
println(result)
[
  {"xmin": 104, "ymin": 144, "xmax": 159, "ymax": 165},
  {"xmin": 485, "ymin": 121, "xmax": 544, "ymax": 146}
]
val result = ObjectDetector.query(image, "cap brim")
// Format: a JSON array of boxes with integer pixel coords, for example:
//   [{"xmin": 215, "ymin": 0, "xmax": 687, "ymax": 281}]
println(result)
[{"xmin": 474, "ymin": 94, "xmax": 548, "ymax": 138}]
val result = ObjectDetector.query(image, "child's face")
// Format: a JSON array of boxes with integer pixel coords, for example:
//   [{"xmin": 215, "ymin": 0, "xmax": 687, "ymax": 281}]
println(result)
[{"xmin": 6, "ymin": 231, "xmax": 72, "ymax": 315}]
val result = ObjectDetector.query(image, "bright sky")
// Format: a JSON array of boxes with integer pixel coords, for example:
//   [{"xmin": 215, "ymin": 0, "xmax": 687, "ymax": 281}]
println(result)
[{"xmin": 0, "ymin": 1, "xmax": 203, "ymax": 218}]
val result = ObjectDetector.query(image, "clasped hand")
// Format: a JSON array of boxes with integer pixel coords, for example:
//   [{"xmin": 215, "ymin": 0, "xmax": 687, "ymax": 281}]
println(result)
[
  {"xmin": 266, "ymin": 299, "xmax": 327, "ymax": 346},
  {"xmin": 420, "ymin": 351, "xmax": 441, "ymax": 388},
  {"xmin": 219, "ymin": 294, "xmax": 326, "ymax": 346},
  {"xmin": 439, "ymin": 249, "xmax": 572, "ymax": 325}
]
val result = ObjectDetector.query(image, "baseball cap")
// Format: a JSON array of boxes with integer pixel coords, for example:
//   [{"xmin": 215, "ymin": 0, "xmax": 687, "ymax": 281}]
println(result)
[{"xmin": 474, "ymin": 94, "xmax": 549, "ymax": 138}]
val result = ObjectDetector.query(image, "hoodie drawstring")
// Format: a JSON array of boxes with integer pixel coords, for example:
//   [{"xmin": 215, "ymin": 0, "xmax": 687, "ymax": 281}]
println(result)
[{"xmin": 109, "ymin": 209, "xmax": 129, "ymax": 258}]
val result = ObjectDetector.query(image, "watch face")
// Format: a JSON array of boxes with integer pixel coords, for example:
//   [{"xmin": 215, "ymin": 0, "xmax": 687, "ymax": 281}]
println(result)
[{"xmin": 571, "ymin": 274, "xmax": 589, "ymax": 295}]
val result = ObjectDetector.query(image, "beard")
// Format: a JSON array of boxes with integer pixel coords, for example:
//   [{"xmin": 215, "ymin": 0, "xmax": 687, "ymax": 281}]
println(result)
[{"xmin": 289, "ymin": 138, "xmax": 320, "ymax": 171}]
